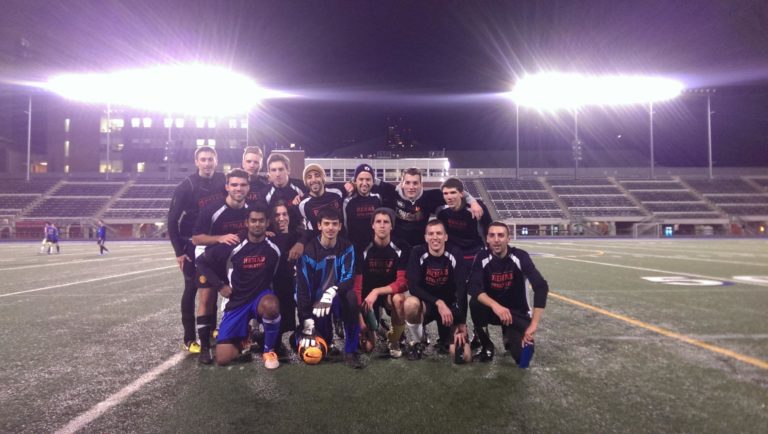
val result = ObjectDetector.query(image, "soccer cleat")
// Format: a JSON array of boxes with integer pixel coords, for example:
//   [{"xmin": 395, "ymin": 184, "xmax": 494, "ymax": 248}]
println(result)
[
  {"xmin": 387, "ymin": 340, "xmax": 403, "ymax": 359},
  {"xmin": 473, "ymin": 344, "xmax": 495, "ymax": 363},
  {"xmin": 344, "ymin": 352, "xmax": 364, "ymax": 369},
  {"xmin": 263, "ymin": 351, "xmax": 280, "ymax": 370},
  {"xmin": 198, "ymin": 348, "xmax": 213, "ymax": 365},
  {"xmin": 328, "ymin": 345, "xmax": 342, "ymax": 358},
  {"xmin": 183, "ymin": 341, "xmax": 202, "ymax": 354},
  {"xmin": 212, "ymin": 328, "xmax": 219, "ymax": 340},
  {"xmin": 469, "ymin": 333, "xmax": 482, "ymax": 350},
  {"xmin": 407, "ymin": 342, "xmax": 423, "ymax": 361}
]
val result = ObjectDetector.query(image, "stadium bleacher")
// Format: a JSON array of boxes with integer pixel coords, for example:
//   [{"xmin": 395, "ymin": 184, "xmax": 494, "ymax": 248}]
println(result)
[
  {"xmin": 26, "ymin": 198, "xmax": 108, "ymax": 218},
  {"xmin": 54, "ymin": 182, "xmax": 124, "ymax": 196},
  {"xmin": 685, "ymin": 178, "xmax": 760, "ymax": 194}
]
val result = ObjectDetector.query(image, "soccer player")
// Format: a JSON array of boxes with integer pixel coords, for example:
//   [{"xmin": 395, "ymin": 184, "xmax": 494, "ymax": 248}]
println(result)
[
  {"xmin": 191, "ymin": 168, "xmax": 252, "ymax": 364},
  {"xmin": 404, "ymin": 220, "xmax": 471, "ymax": 363},
  {"xmin": 268, "ymin": 201, "xmax": 298, "ymax": 354},
  {"xmin": 263, "ymin": 153, "xmax": 308, "ymax": 260},
  {"xmin": 168, "ymin": 146, "xmax": 226, "ymax": 355},
  {"xmin": 195, "ymin": 205, "xmax": 282, "ymax": 368},
  {"xmin": 354, "ymin": 208, "xmax": 410, "ymax": 357},
  {"xmin": 241, "ymin": 145, "xmax": 269, "ymax": 205},
  {"xmin": 96, "ymin": 220, "xmax": 109, "ymax": 255},
  {"xmin": 394, "ymin": 167, "xmax": 483, "ymax": 248},
  {"xmin": 295, "ymin": 208, "xmax": 361, "ymax": 368},
  {"xmin": 437, "ymin": 177, "xmax": 491, "ymax": 262},
  {"xmin": 45, "ymin": 222, "xmax": 60, "ymax": 254},
  {"xmin": 298, "ymin": 163, "xmax": 348, "ymax": 238},
  {"xmin": 468, "ymin": 222, "xmax": 548, "ymax": 366},
  {"xmin": 39, "ymin": 222, "xmax": 50, "ymax": 254},
  {"xmin": 343, "ymin": 163, "xmax": 397, "ymax": 254}
]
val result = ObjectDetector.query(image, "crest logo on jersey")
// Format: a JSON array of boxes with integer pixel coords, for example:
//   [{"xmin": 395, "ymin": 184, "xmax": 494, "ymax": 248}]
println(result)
[{"xmin": 198, "ymin": 275, "xmax": 207, "ymax": 284}]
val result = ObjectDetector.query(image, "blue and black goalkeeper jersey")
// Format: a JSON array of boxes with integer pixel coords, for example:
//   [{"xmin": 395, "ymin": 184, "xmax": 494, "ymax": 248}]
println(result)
[
  {"xmin": 468, "ymin": 247, "xmax": 549, "ymax": 316},
  {"xmin": 196, "ymin": 237, "xmax": 281, "ymax": 311},
  {"xmin": 406, "ymin": 244, "xmax": 468, "ymax": 322},
  {"xmin": 167, "ymin": 172, "xmax": 227, "ymax": 257},
  {"xmin": 97, "ymin": 226, "xmax": 107, "ymax": 241},
  {"xmin": 295, "ymin": 236, "xmax": 355, "ymax": 322}
]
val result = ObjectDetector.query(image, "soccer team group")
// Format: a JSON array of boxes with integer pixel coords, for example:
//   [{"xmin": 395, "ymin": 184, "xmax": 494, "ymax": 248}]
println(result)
[{"xmin": 168, "ymin": 146, "xmax": 549, "ymax": 369}]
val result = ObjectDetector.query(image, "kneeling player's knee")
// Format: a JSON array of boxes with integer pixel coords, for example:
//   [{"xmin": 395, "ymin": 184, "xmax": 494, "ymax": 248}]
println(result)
[
  {"xmin": 392, "ymin": 293, "xmax": 405, "ymax": 308},
  {"xmin": 404, "ymin": 296, "xmax": 422, "ymax": 322},
  {"xmin": 258, "ymin": 294, "xmax": 280, "ymax": 319}
]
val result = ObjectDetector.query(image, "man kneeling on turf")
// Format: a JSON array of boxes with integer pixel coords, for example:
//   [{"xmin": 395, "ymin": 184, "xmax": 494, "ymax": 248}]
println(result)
[
  {"xmin": 404, "ymin": 220, "xmax": 471, "ymax": 363},
  {"xmin": 196, "ymin": 205, "xmax": 282, "ymax": 368},
  {"xmin": 468, "ymin": 222, "xmax": 548, "ymax": 366}
]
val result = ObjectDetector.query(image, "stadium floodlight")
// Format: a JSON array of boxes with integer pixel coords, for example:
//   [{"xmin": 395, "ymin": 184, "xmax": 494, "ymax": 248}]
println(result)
[
  {"xmin": 509, "ymin": 73, "xmax": 684, "ymax": 109},
  {"xmin": 46, "ymin": 64, "xmax": 289, "ymax": 116}
]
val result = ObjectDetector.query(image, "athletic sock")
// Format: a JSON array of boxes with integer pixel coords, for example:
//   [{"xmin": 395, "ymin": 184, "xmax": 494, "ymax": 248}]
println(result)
[
  {"xmin": 262, "ymin": 315, "xmax": 281, "ymax": 353},
  {"xmin": 388, "ymin": 324, "xmax": 405, "ymax": 344},
  {"xmin": 196, "ymin": 314, "xmax": 215, "ymax": 349},
  {"xmin": 405, "ymin": 321, "xmax": 423, "ymax": 344},
  {"xmin": 344, "ymin": 321, "xmax": 361, "ymax": 354}
]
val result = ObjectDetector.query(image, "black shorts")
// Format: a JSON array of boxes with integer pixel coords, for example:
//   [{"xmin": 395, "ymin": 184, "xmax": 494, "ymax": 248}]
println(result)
[{"xmin": 422, "ymin": 301, "xmax": 460, "ymax": 344}]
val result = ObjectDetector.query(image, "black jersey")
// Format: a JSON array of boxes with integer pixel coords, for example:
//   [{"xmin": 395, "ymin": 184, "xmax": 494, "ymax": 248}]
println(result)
[
  {"xmin": 436, "ymin": 201, "xmax": 491, "ymax": 256},
  {"xmin": 298, "ymin": 187, "xmax": 345, "ymax": 234},
  {"xmin": 295, "ymin": 236, "xmax": 355, "ymax": 322},
  {"xmin": 406, "ymin": 244, "xmax": 468, "ymax": 321},
  {"xmin": 167, "ymin": 172, "xmax": 226, "ymax": 257},
  {"xmin": 195, "ymin": 237, "xmax": 281, "ymax": 311},
  {"xmin": 269, "ymin": 231, "xmax": 298, "ymax": 287},
  {"xmin": 468, "ymin": 247, "xmax": 549, "ymax": 316},
  {"xmin": 263, "ymin": 180, "xmax": 307, "ymax": 234},
  {"xmin": 343, "ymin": 192, "xmax": 384, "ymax": 250},
  {"xmin": 246, "ymin": 174, "xmax": 269, "ymax": 206},
  {"xmin": 393, "ymin": 187, "xmax": 445, "ymax": 248},
  {"xmin": 353, "ymin": 239, "xmax": 410, "ymax": 298},
  {"xmin": 192, "ymin": 199, "xmax": 250, "ymax": 257}
]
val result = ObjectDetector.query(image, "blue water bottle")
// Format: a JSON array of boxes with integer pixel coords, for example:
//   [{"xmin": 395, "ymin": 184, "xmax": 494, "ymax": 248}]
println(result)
[{"xmin": 518, "ymin": 342, "xmax": 534, "ymax": 368}]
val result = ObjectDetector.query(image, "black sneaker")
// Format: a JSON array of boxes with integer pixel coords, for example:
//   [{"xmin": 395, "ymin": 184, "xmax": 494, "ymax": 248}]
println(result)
[
  {"xmin": 198, "ymin": 348, "xmax": 213, "ymax": 365},
  {"xmin": 469, "ymin": 333, "xmax": 482, "ymax": 350},
  {"xmin": 473, "ymin": 344, "xmax": 495, "ymax": 363},
  {"xmin": 436, "ymin": 341, "xmax": 450, "ymax": 355},
  {"xmin": 328, "ymin": 345, "xmax": 342, "ymax": 358},
  {"xmin": 344, "ymin": 352, "xmax": 364, "ymax": 369},
  {"xmin": 407, "ymin": 342, "xmax": 424, "ymax": 361}
]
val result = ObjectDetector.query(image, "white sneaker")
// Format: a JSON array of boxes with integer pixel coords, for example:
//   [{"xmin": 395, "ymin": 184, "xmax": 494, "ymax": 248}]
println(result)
[
  {"xmin": 263, "ymin": 351, "xmax": 279, "ymax": 370},
  {"xmin": 388, "ymin": 341, "xmax": 403, "ymax": 358}
]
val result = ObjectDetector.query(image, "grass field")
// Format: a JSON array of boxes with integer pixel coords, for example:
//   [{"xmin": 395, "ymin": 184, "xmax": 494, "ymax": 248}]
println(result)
[{"xmin": 0, "ymin": 238, "xmax": 766, "ymax": 433}]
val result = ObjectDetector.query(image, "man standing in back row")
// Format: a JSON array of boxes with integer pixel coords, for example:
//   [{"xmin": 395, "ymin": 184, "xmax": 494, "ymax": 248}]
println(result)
[{"xmin": 167, "ymin": 146, "xmax": 227, "ymax": 355}]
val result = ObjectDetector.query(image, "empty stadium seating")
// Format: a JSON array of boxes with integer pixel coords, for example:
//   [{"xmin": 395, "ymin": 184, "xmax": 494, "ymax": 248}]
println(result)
[
  {"xmin": 54, "ymin": 182, "xmax": 124, "ymax": 196},
  {"xmin": 26, "ymin": 198, "xmax": 108, "ymax": 218}
]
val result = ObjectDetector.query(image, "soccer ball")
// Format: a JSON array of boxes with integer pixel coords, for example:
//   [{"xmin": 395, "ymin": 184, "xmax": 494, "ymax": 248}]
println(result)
[{"xmin": 298, "ymin": 336, "xmax": 328, "ymax": 365}]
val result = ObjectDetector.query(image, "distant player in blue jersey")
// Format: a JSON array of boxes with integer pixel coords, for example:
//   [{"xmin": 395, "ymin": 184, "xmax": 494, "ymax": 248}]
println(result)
[
  {"xmin": 97, "ymin": 220, "xmax": 109, "ymax": 255},
  {"xmin": 45, "ymin": 223, "xmax": 60, "ymax": 254},
  {"xmin": 196, "ymin": 205, "xmax": 282, "ymax": 368}
]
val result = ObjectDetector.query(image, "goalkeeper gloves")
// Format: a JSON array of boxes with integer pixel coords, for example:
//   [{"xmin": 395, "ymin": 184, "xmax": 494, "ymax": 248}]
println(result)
[
  {"xmin": 299, "ymin": 319, "xmax": 316, "ymax": 349},
  {"xmin": 312, "ymin": 285, "xmax": 337, "ymax": 317}
]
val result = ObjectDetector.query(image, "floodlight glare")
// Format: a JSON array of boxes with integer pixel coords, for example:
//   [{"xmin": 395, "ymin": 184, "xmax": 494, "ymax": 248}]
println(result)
[
  {"xmin": 510, "ymin": 73, "xmax": 684, "ymax": 110},
  {"xmin": 46, "ymin": 64, "xmax": 289, "ymax": 116}
]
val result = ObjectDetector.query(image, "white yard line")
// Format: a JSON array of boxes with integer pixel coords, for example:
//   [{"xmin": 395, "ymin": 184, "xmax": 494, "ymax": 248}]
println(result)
[
  {"xmin": 546, "ymin": 256, "xmax": 768, "ymax": 288},
  {"xmin": 0, "ymin": 252, "xmax": 172, "ymax": 272},
  {"xmin": 55, "ymin": 352, "xmax": 187, "ymax": 434},
  {"xmin": 0, "ymin": 265, "xmax": 176, "ymax": 298}
]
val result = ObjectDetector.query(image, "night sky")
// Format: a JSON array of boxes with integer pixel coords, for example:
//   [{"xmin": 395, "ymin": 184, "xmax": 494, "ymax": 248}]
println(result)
[{"xmin": 1, "ymin": 0, "xmax": 767, "ymax": 167}]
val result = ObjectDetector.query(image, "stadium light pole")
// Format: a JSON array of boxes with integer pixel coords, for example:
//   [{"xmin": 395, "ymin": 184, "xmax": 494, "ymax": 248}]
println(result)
[
  {"xmin": 706, "ymin": 92, "xmax": 713, "ymax": 179},
  {"xmin": 166, "ymin": 113, "xmax": 173, "ymax": 181},
  {"xmin": 515, "ymin": 103, "xmax": 520, "ymax": 179},
  {"xmin": 573, "ymin": 108, "xmax": 580, "ymax": 179},
  {"xmin": 649, "ymin": 102, "xmax": 654, "ymax": 179},
  {"xmin": 105, "ymin": 103, "xmax": 111, "ymax": 181},
  {"xmin": 25, "ymin": 96, "xmax": 32, "ymax": 182}
]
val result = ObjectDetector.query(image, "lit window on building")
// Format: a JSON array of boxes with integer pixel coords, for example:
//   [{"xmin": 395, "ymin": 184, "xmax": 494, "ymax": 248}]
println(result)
[
  {"xmin": 114, "ymin": 143, "xmax": 124, "ymax": 151},
  {"xmin": 229, "ymin": 119, "xmax": 238, "ymax": 128},
  {"xmin": 222, "ymin": 164, "xmax": 232, "ymax": 172},
  {"xmin": 196, "ymin": 139, "xmax": 205, "ymax": 147},
  {"xmin": 208, "ymin": 139, "xmax": 216, "ymax": 147},
  {"xmin": 207, "ymin": 119, "xmax": 216, "ymax": 128},
  {"xmin": 137, "ymin": 162, "xmax": 146, "ymax": 173},
  {"xmin": 175, "ymin": 118, "xmax": 185, "ymax": 128},
  {"xmin": 110, "ymin": 118, "xmax": 124, "ymax": 130},
  {"xmin": 196, "ymin": 118, "xmax": 206, "ymax": 128},
  {"xmin": 64, "ymin": 165, "xmax": 70, "ymax": 173},
  {"xmin": 164, "ymin": 118, "xmax": 173, "ymax": 128},
  {"xmin": 64, "ymin": 118, "xmax": 70, "ymax": 132},
  {"xmin": 131, "ymin": 118, "xmax": 140, "ymax": 128},
  {"xmin": 64, "ymin": 140, "xmax": 70, "ymax": 158},
  {"xmin": 240, "ymin": 119, "xmax": 248, "ymax": 129},
  {"xmin": 142, "ymin": 117, "xmax": 152, "ymax": 128}
]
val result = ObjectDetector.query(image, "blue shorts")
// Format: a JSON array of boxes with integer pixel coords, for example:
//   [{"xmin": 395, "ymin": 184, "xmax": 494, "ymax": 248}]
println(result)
[{"xmin": 217, "ymin": 289, "xmax": 274, "ymax": 344}]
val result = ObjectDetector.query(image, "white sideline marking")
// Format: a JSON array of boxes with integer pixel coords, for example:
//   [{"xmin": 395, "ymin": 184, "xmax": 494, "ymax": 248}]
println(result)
[
  {"xmin": 55, "ymin": 352, "xmax": 186, "ymax": 434},
  {"xmin": 0, "ymin": 251, "xmax": 171, "ymax": 271},
  {"xmin": 547, "ymin": 256, "xmax": 768, "ymax": 288},
  {"xmin": 0, "ymin": 265, "xmax": 175, "ymax": 298}
]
